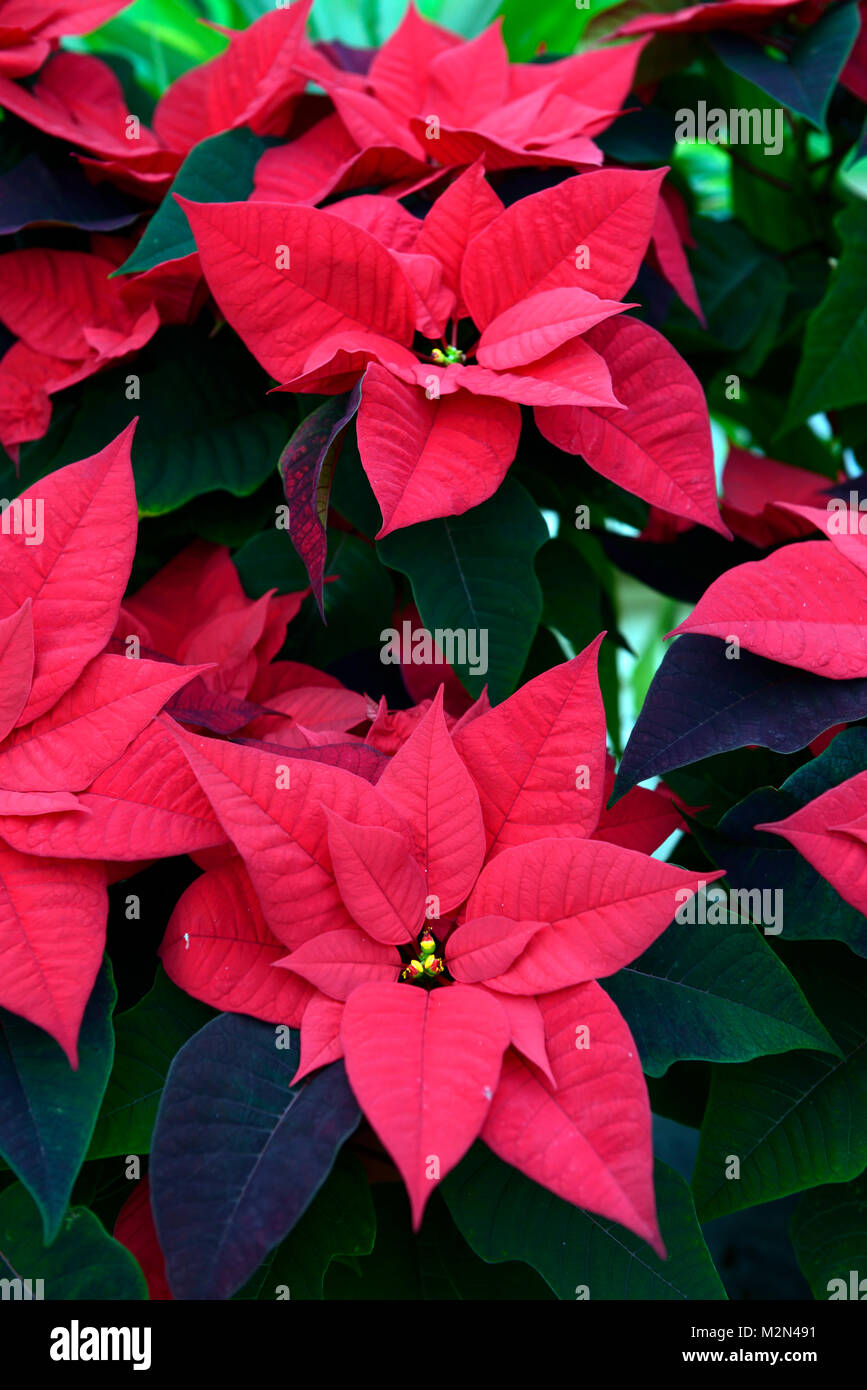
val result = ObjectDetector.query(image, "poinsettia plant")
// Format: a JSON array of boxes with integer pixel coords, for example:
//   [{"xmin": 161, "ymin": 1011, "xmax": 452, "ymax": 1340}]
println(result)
[{"xmin": 1, "ymin": 0, "xmax": 866, "ymax": 1316}]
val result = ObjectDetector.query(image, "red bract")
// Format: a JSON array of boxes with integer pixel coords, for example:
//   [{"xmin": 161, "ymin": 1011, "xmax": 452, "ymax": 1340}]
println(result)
[
  {"xmin": 0, "ymin": 0, "xmax": 133, "ymax": 78},
  {"xmin": 162, "ymin": 640, "xmax": 718, "ymax": 1245},
  {"xmin": 668, "ymin": 504, "xmax": 867, "ymax": 677},
  {"xmin": 0, "ymin": 52, "xmax": 180, "ymax": 196},
  {"xmin": 0, "ymin": 426, "xmax": 214, "ymax": 1065},
  {"xmin": 0, "ymin": 247, "xmax": 158, "ymax": 458},
  {"xmin": 181, "ymin": 163, "xmax": 726, "ymax": 535},
  {"xmin": 153, "ymin": 1, "xmax": 314, "ymax": 155},
  {"xmin": 280, "ymin": 7, "xmax": 647, "ymax": 179}
]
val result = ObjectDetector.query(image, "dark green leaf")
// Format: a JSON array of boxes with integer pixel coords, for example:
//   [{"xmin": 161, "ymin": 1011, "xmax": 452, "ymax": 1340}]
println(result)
[
  {"xmin": 0, "ymin": 1183, "xmax": 146, "ymax": 1300},
  {"xmin": 790, "ymin": 1171, "xmax": 867, "ymax": 1300},
  {"xmin": 442, "ymin": 1146, "xmax": 725, "ymax": 1300},
  {"xmin": 0, "ymin": 960, "xmax": 115, "ymax": 1242},
  {"xmin": 116, "ymin": 129, "xmax": 269, "ymax": 277},
  {"xmin": 605, "ymin": 909, "xmax": 838, "ymax": 1077},
  {"xmin": 88, "ymin": 967, "xmax": 215, "ymax": 1161},
  {"xmin": 692, "ymin": 945, "xmax": 867, "ymax": 1220},
  {"xmin": 377, "ymin": 478, "xmax": 547, "ymax": 702}
]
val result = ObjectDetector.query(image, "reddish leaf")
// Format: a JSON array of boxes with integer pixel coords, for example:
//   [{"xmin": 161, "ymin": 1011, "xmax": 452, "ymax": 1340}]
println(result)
[
  {"xmin": 340, "ymin": 980, "xmax": 510, "ymax": 1226},
  {"xmin": 0, "ymin": 425, "xmax": 138, "ymax": 723},
  {"xmin": 467, "ymin": 836, "xmax": 719, "ymax": 993},
  {"xmin": 475, "ymin": 287, "xmax": 632, "ymax": 371},
  {"xmin": 377, "ymin": 689, "xmax": 486, "ymax": 913},
  {"xmin": 0, "ymin": 843, "xmax": 107, "ymax": 1066},
  {"xmin": 153, "ymin": 3, "xmax": 313, "ymax": 153},
  {"xmin": 276, "ymin": 928, "xmax": 401, "ymax": 1001},
  {"xmin": 167, "ymin": 723, "xmax": 407, "ymax": 946},
  {"xmin": 293, "ymin": 992, "xmax": 344, "ymax": 1083},
  {"xmin": 478, "ymin": 987, "xmax": 554, "ymax": 1085},
  {"xmin": 460, "ymin": 167, "xmax": 666, "ymax": 328},
  {"xmin": 454, "ymin": 638, "xmax": 607, "ymax": 856},
  {"xmin": 593, "ymin": 784, "xmax": 683, "ymax": 854},
  {"xmin": 756, "ymin": 771, "xmax": 867, "ymax": 916},
  {"xmin": 160, "ymin": 859, "xmax": 313, "ymax": 1025},
  {"xmin": 667, "ymin": 539, "xmax": 867, "ymax": 678},
  {"xmin": 445, "ymin": 915, "xmax": 548, "ymax": 983},
  {"xmin": 279, "ymin": 385, "xmax": 361, "ymax": 614},
  {"xmin": 324, "ymin": 810, "xmax": 425, "ymax": 945},
  {"xmin": 177, "ymin": 198, "xmax": 416, "ymax": 383},
  {"xmin": 114, "ymin": 1179, "xmax": 173, "ymax": 1301},
  {"xmin": 0, "ymin": 721, "xmax": 224, "ymax": 860},
  {"xmin": 357, "ymin": 365, "xmax": 521, "ymax": 536},
  {"xmin": 536, "ymin": 316, "xmax": 728, "ymax": 536},
  {"xmin": 415, "ymin": 161, "xmax": 503, "ymax": 318},
  {"xmin": 482, "ymin": 983, "xmax": 663, "ymax": 1253},
  {"xmin": 0, "ymin": 654, "xmax": 207, "ymax": 793},
  {"xmin": 0, "ymin": 599, "xmax": 33, "ymax": 741},
  {"xmin": 648, "ymin": 188, "xmax": 704, "ymax": 323}
]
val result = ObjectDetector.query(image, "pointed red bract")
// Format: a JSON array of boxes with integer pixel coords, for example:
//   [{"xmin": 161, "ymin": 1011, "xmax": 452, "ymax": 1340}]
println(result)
[
  {"xmin": 0, "ymin": 424, "xmax": 138, "ymax": 723},
  {"xmin": 0, "ymin": 655, "xmax": 207, "ymax": 793},
  {"xmin": 153, "ymin": 2, "xmax": 313, "ymax": 153},
  {"xmin": 358, "ymin": 366, "xmax": 521, "ymax": 536},
  {"xmin": 460, "ymin": 168, "xmax": 666, "ymax": 327},
  {"xmin": 446, "ymin": 915, "xmax": 548, "ymax": 984},
  {"xmin": 454, "ymin": 638, "xmax": 607, "ymax": 855},
  {"xmin": 482, "ymin": 983, "xmax": 664, "ymax": 1255},
  {"xmin": 293, "ymin": 992, "xmax": 345, "ymax": 1083},
  {"xmin": 160, "ymin": 859, "xmax": 313, "ymax": 1025},
  {"xmin": 377, "ymin": 689, "xmax": 486, "ymax": 913},
  {"xmin": 341, "ymin": 980, "xmax": 510, "ymax": 1227},
  {"xmin": 178, "ymin": 199, "xmax": 416, "ymax": 383},
  {"xmin": 324, "ymin": 810, "xmax": 425, "ymax": 946},
  {"xmin": 467, "ymin": 837, "xmax": 721, "ymax": 992},
  {"xmin": 0, "ymin": 843, "xmax": 107, "ymax": 1066},
  {"xmin": 167, "ymin": 724, "xmax": 408, "ymax": 947},
  {"xmin": 276, "ymin": 928, "xmax": 401, "ymax": 1000},
  {"xmin": 536, "ymin": 316, "xmax": 728, "ymax": 536},
  {"xmin": 667, "ymin": 539, "xmax": 867, "ymax": 678},
  {"xmin": 414, "ymin": 161, "xmax": 503, "ymax": 319}
]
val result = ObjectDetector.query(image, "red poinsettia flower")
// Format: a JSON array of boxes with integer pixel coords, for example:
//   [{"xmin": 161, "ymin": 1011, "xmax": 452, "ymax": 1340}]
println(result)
[
  {"xmin": 0, "ymin": 424, "xmax": 226, "ymax": 1065},
  {"xmin": 181, "ymin": 163, "xmax": 726, "ymax": 536},
  {"xmin": 162, "ymin": 637, "xmax": 718, "ymax": 1247},
  {"xmin": 252, "ymin": 4, "xmax": 646, "ymax": 205}
]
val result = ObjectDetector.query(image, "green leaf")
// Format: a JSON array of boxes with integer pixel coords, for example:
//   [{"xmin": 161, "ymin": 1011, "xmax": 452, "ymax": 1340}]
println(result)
[
  {"xmin": 692, "ymin": 944, "xmax": 867, "ymax": 1221},
  {"xmin": 790, "ymin": 1171, "xmax": 867, "ymax": 1300},
  {"xmin": 88, "ymin": 968, "xmax": 215, "ymax": 1161},
  {"xmin": 0, "ymin": 1183, "xmax": 147, "ymax": 1300},
  {"xmin": 235, "ymin": 1152, "xmax": 375, "ymax": 1299},
  {"xmin": 669, "ymin": 219, "xmax": 787, "ymax": 358},
  {"xmin": 442, "ymin": 1146, "xmax": 726, "ymax": 1300},
  {"xmin": 377, "ymin": 478, "xmax": 547, "ymax": 702},
  {"xmin": 116, "ymin": 128, "xmax": 270, "ymax": 277},
  {"xmin": 604, "ymin": 910, "xmax": 839, "ymax": 1077},
  {"xmin": 711, "ymin": 5, "xmax": 860, "ymax": 131},
  {"xmin": 0, "ymin": 960, "xmax": 115, "ymax": 1243},
  {"xmin": 536, "ymin": 537, "xmax": 613, "ymax": 657},
  {"xmin": 690, "ymin": 730, "xmax": 867, "ymax": 956},
  {"xmin": 19, "ymin": 327, "xmax": 291, "ymax": 515},
  {"xmin": 325, "ymin": 1184, "xmax": 554, "ymax": 1299},
  {"xmin": 783, "ymin": 201, "xmax": 867, "ymax": 432}
]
